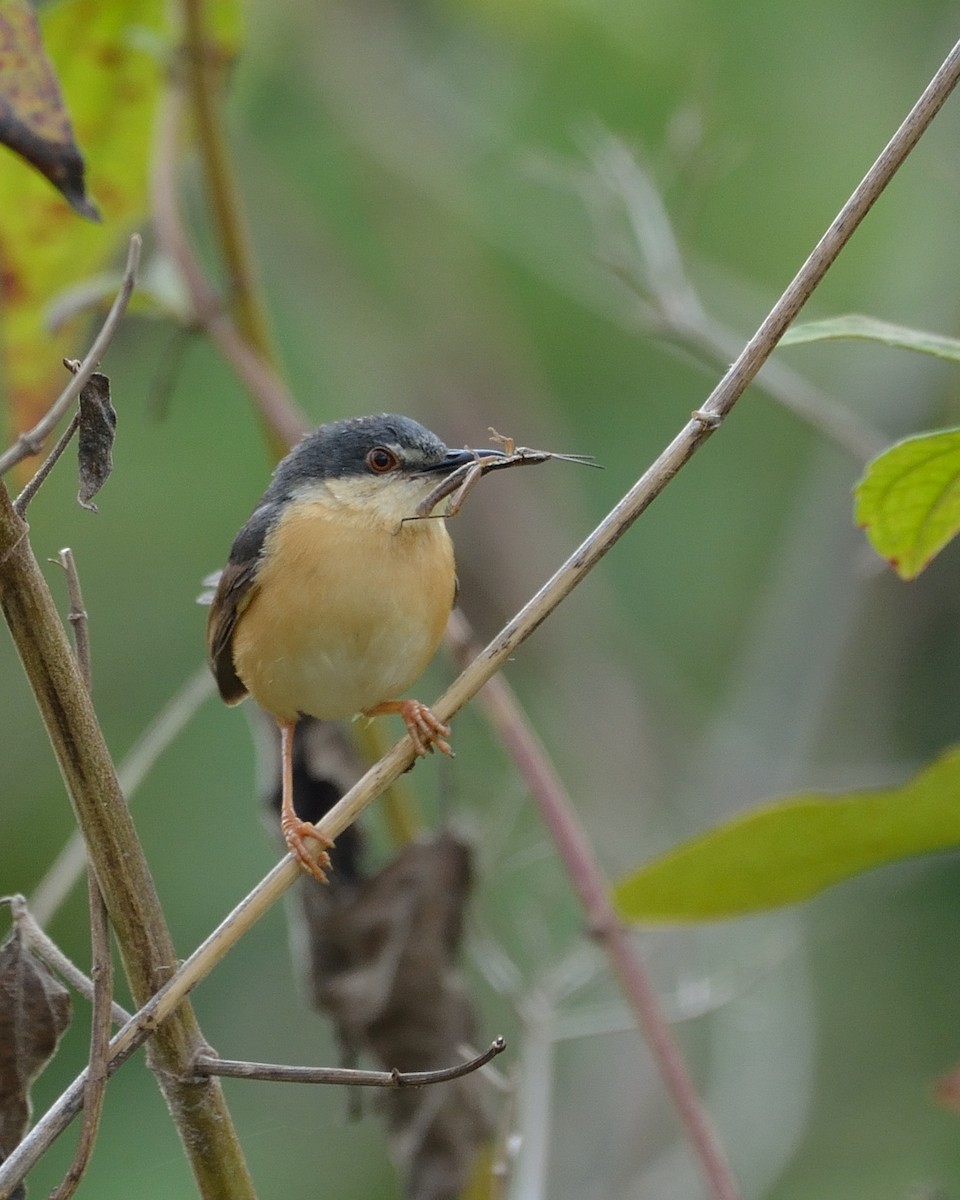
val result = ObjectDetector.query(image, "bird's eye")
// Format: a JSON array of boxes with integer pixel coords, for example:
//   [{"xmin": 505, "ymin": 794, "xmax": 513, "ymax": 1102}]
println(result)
[{"xmin": 366, "ymin": 446, "xmax": 400, "ymax": 474}]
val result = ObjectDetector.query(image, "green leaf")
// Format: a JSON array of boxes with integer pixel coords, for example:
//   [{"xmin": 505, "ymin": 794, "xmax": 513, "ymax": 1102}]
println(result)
[
  {"xmin": 853, "ymin": 428, "xmax": 960, "ymax": 579},
  {"xmin": 613, "ymin": 748, "xmax": 960, "ymax": 923},
  {"xmin": 782, "ymin": 314, "xmax": 960, "ymax": 364}
]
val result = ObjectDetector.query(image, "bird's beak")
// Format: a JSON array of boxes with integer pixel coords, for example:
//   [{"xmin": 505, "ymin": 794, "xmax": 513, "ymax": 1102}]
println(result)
[{"xmin": 420, "ymin": 447, "xmax": 507, "ymax": 474}]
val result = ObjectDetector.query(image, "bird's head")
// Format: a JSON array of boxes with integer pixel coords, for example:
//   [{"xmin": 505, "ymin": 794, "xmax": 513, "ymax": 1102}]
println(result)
[{"xmin": 268, "ymin": 414, "xmax": 503, "ymax": 528}]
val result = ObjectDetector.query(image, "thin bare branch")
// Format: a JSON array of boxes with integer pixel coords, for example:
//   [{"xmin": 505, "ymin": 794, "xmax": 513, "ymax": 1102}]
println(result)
[
  {"xmin": 194, "ymin": 1038, "xmax": 506, "ymax": 1088},
  {"xmin": 49, "ymin": 871, "xmax": 113, "ymax": 1200},
  {"xmin": 12, "ymin": 409, "xmax": 79, "ymax": 516},
  {"xmin": 3, "ymin": 33, "xmax": 960, "ymax": 1198},
  {"xmin": 0, "ymin": 236, "xmax": 141, "ymax": 479}
]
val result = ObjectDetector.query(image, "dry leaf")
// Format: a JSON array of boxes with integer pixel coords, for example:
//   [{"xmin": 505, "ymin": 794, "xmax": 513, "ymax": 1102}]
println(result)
[
  {"xmin": 0, "ymin": 927, "xmax": 72, "ymax": 1169},
  {"xmin": 0, "ymin": 0, "xmax": 98, "ymax": 219},
  {"xmin": 76, "ymin": 371, "xmax": 115, "ymax": 511},
  {"xmin": 253, "ymin": 715, "xmax": 492, "ymax": 1200},
  {"xmin": 310, "ymin": 834, "xmax": 490, "ymax": 1200}
]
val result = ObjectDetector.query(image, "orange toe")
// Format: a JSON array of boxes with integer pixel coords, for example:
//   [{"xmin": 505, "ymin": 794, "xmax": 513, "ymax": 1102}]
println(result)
[
  {"xmin": 282, "ymin": 816, "xmax": 333, "ymax": 883},
  {"xmin": 366, "ymin": 698, "xmax": 453, "ymax": 757}
]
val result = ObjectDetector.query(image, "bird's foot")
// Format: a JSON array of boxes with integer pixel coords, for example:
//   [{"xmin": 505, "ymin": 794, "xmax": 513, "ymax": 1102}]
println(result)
[
  {"xmin": 366, "ymin": 699, "xmax": 453, "ymax": 757},
  {"xmin": 281, "ymin": 813, "xmax": 333, "ymax": 883}
]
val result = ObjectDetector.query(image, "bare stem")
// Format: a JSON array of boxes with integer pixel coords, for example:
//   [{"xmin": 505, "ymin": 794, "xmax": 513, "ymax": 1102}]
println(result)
[
  {"xmin": 194, "ymin": 1037, "xmax": 506, "ymax": 1087},
  {"xmin": 12, "ymin": 411, "xmax": 79, "ymax": 516},
  {"xmin": 445, "ymin": 613, "xmax": 739, "ymax": 1198},
  {"xmin": 43, "ymin": 556, "xmax": 111, "ymax": 1200},
  {"xmin": 49, "ymin": 871, "xmax": 113, "ymax": 1200},
  {"xmin": 0, "ymin": 236, "xmax": 141, "ymax": 479}
]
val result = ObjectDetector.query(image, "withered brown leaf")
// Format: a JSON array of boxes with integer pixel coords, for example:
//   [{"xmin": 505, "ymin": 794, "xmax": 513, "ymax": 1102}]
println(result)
[
  {"xmin": 254, "ymin": 715, "xmax": 493, "ymax": 1200},
  {"xmin": 302, "ymin": 829, "xmax": 490, "ymax": 1200},
  {"xmin": 76, "ymin": 372, "xmax": 116, "ymax": 511},
  {"xmin": 0, "ymin": 927, "xmax": 72, "ymax": 1174},
  {"xmin": 0, "ymin": 0, "xmax": 99, "ymax": 220}
]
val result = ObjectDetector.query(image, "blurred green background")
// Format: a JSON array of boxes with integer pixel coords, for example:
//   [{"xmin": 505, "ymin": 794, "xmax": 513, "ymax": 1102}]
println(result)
[{"xmin": 3, "ymin": 0, "xmax": 960, "ymax": 1197}]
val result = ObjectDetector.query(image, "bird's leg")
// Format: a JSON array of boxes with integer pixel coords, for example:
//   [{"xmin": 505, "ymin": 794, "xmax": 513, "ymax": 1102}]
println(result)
[
  {"xmin": 364, "ymin": 699, "xmax": 453, "ymax": 757},
  {"xmin": 278, "ymin": 718, "xmax": 333, "ymax": 883}
]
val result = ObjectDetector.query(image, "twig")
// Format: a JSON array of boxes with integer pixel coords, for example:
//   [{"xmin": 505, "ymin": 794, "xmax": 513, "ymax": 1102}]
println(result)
[
  {"xmin": 49, "ymin": 870, "xmax": 113, "ymax": 1200},
  {"xmin": 194, "ymin": 1037, "xmax": 506, "ymax": 1088},
  {"xmin": 12, "ymin": 410, "xmax": 79, "ymax": 516},
  {"xmin": 445, "ymin": 611, "xmax": 739, "ymax": 1199},
  {"xmin": 56, "ymin": 548, "xmax": 90, "ymax": 689},
  {"xmin": 0, "ymin": 896, "xmax": 131, "ymax": 1026},
  {"xmin": 29, "ymin": 666, "xmax": 217, "ymax": 927},
  {"xmin": 3, "ymin": 32, "xmax": 960, "ymax": 1198},
  {"xmin": 44, "ymin": 549, "xmax": 112, "ymax": 1199},
  {"xmin": 0, "ymin": 236, "xmax": 141, "ymax": 479}
]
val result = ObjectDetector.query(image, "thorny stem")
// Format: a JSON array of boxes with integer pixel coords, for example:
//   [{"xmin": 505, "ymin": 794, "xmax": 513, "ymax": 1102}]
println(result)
[
  {"xmin": 4, "ymin": 29, "xmax": 960, "ymax": 1200},
  {"xmin": 57, "ymin": 549, "xmax": 90, "ymax": 690}
]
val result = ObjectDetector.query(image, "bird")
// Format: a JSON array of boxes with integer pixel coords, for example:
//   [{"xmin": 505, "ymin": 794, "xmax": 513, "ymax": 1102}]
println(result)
[{"xmin": 206, "ymin": 413, "xmax": 502, "ymax": 883}]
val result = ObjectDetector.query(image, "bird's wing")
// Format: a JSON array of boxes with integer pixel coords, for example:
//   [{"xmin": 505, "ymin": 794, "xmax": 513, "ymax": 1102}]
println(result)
[{"xmin": 206, "ymin": 503, "xmax": 276, "ymax": 705}]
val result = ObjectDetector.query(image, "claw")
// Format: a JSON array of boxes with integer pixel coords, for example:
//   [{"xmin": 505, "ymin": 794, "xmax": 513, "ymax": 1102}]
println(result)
[
  {"xmin": 365, "ymin": 698, "xmax": 453, "ymax": 757},
  {"xmin": 281, "ymin": 814, "xmax": 333, "ymax": 884}
]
